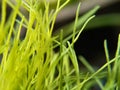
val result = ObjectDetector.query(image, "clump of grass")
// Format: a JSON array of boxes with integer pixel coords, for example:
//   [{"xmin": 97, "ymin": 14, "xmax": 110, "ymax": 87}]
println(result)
[{"xmin": 0, "ymin": 0, "xmax": 120, "ymax": 90}]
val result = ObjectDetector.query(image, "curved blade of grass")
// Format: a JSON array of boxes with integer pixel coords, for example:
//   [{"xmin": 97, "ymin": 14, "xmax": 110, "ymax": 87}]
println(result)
[
  {"xmin": 103, "ymin": 34, "xmax": 120, "ymax": 89},
  {"xmin": 81, "ymin": 56, "xmax": 119, "ymax": 87},
  {"xmin": 104, "ymin": 40, "xmax": 111, "ymax": 77},
  {"xmin": 79, "ymin": 56, "xmax": 104, "ymax": 89},
  {"xmin": 53, "ymin": 15, "xmax": 95, "ymax": 49},
  {"xmin": 53, "ymin": 5, "xmax": 100, "ymax": 39}
]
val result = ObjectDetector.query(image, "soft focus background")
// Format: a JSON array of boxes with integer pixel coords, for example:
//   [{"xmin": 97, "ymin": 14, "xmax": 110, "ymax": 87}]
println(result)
[{"xmin": 54, "ymin": 0, "xmax": 120, "ymax": 67}]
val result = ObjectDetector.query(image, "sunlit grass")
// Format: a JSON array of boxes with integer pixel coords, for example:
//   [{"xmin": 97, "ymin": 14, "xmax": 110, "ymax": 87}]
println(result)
[{"xmin": 0, "ymin": 0, "xmax": 120, "ymax": 90}]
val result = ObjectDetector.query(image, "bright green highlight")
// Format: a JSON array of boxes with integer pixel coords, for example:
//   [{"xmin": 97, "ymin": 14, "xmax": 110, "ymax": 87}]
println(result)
[{"xmin": 0, "ymin": 0, "xmax": 120, "ymax": 90}]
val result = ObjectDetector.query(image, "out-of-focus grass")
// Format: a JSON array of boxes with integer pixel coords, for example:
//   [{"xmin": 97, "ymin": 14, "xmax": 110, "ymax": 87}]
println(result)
[
  {"xmin": 86, "ymin": 13, "xmax": 120, "ymax": 29},
  {"xmin": 0, "ymin": 0, "xmax": 120, "ymax": 90}
]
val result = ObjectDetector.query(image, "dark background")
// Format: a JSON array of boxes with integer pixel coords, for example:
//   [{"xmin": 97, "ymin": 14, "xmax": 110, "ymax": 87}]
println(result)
[
  {"xmin": 75, "ymin": 2, "xmax": 120, "ymax": 67},
  {"xmin": 54, "ymin": 1, "xmax": 120, "ymax": 67}
]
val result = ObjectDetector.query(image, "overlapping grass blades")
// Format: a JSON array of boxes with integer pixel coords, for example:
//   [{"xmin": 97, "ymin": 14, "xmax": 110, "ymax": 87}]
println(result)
[
  {"xmin": 0, "ymin": 0, "xmax": 120, "ymax": 90},
  {"xmin": 0, "ymin": 0, "xmax": 92, "ymax": 89}
]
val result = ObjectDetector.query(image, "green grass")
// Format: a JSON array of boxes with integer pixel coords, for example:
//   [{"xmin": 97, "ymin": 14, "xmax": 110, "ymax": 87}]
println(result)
[{"xmin": 0, "ymin": 0, "xmax": 120, "ymax": 90}]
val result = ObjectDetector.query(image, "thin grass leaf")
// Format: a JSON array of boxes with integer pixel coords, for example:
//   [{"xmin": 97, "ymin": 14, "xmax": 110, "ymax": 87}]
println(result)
[
  {"xmin": 79, "ymin": 56, "xmax": 104, "ymax": 89},
  {"xmin": 72, "ymin": 3, "xmax": 81, "ymax": 47},
  {"xmin": 53, "ymin": 5, "xmax": 100, "ymax": 39},
  {"xmin": 67, "ymin": 41, "xmax": 81, "ymax": 89},
  {"xmin": 104, "ymin": 40, "xmax": 111, "ymax": 76}
]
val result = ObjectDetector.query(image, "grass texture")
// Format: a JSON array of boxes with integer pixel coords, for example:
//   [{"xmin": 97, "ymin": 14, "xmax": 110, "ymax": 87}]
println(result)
[{"xmin": 0, "ymin": 0, "xmax": 120, "ymax": 90}]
